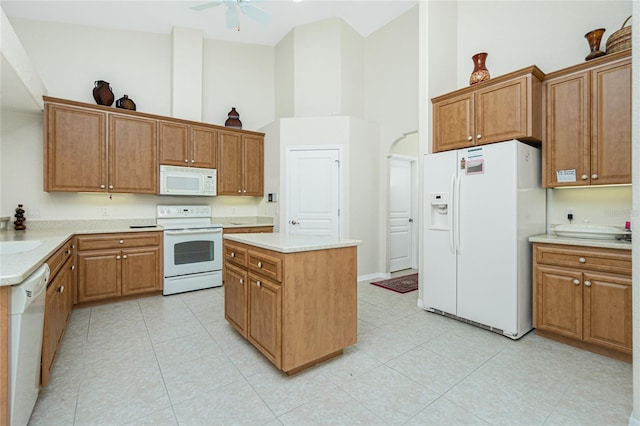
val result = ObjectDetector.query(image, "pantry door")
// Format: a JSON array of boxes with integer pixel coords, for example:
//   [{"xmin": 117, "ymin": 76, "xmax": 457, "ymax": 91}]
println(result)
[
  {"xmin": 389, "ymin": 156, "xmax": 416, "ymax": 272},
  {"xmin": 286, "ymin": 147, "xmax": 342, "ymax": 238}
]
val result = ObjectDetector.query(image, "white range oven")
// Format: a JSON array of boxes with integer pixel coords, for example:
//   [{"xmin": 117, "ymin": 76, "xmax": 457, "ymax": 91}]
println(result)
[{"xmin": 156, "ymin": 205, "xmax": 223, "ymax": 295}]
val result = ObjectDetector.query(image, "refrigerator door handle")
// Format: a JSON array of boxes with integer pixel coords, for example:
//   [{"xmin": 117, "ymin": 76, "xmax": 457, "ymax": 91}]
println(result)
[
  {"xmin": 449, "ymin": 174, "xmax": 456, "ymax": 254},
  {"xmin": 456, "ymin": 173, "xmax": 462, "ymax": 254}
]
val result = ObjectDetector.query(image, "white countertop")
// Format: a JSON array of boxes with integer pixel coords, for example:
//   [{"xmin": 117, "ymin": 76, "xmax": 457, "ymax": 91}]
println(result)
[
  {"xmin": 529, "ymin": 234, "xmax": 632, "ymax": 250},
  {"xmin": 0, "ymin": 220, "xmax": 162, "ymax": 287},
  {"xmin": 215, "ymin": 216, "xmax": 274, "ymax": 229},
  {"xmin": 224, "ymin": 232, "xmax": 361, "ymax": 253}
]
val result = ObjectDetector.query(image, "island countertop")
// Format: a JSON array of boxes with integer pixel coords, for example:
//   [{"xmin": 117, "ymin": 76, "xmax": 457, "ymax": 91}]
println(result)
[{"xmin": 223, "ymin": 232, "xmax": 361, "ymax": 253}]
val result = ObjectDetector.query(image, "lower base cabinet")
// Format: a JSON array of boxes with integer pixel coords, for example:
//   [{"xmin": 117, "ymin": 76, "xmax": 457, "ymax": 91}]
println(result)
[
  {"xmin": 224, "ymin": 241, "xmax": 357, "ymax": 374},
  {"xmin": 76, "ymin": 232, "xmax": 162, "ymax": 304},
  {"xmin": 533, "ymin": 243, "xmax": 632, "ymax": 360}
]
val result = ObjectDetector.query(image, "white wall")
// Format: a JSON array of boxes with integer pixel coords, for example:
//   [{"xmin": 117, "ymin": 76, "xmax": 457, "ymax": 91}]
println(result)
[
  {"xmin": 274, "ymin": 30, "xmax": 294, "ymax": 120},
  {"xmin": 339, "ymin": 21, "xmax": 365, "ymax": 118}
]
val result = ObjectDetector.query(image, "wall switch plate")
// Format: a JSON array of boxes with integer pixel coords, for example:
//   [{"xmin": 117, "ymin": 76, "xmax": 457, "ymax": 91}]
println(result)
[{"xmin": 268, "ymin": 193, "xmax": 278, "ymax": 202}]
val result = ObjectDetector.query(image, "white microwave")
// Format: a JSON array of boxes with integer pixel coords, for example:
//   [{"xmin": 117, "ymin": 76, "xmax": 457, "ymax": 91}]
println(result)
[{"xmin": 159, "ymin": 165, "xmax": 217, "ymax": 196}]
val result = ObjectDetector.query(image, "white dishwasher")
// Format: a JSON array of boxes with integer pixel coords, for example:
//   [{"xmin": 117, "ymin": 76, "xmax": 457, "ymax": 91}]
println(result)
[{"xmin": 10, "ymin": 263, "xmax": 49, "ymax": 426}]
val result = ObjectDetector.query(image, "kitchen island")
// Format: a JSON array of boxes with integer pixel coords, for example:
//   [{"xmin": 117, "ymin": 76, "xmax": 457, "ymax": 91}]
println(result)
[{"xmin": 223, "ymin": 233, "xmax": 360, "ymax": 374}]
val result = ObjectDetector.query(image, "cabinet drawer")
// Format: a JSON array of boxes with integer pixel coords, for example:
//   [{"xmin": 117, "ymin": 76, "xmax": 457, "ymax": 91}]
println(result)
[
  {"xmin": 45, "ymin": 239, "xmax": 74, "ymax": 281},
  {"xmin": 225, "ymin": 242, "xmax": 248, "ymax": 267},
  {"xmin": 248, "ymin": 250, "xmax": 282, "ymax": 283},
  {"xmin": 534, "ymin": 244, "xmax": 631, "ymax": 275},
  {"xmin": 76, "ymin": 232, "xmax": 161, "ymax": 251}
]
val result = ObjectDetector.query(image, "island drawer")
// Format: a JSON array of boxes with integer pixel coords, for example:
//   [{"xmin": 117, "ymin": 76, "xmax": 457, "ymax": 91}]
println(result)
[
  {"xmin": 534, "ymin": 244, "xmax": 632, "ymax": 275},
  {"xmin": 224, "ymin": 242, "xmax": 248, "ymax": 267},
  {"xmin": 248, "ymin": 249, "xmax": 282, "ymax": 283},
  {"xmin": 76, "ymin": 232, "xmax": 161, "ymax": 251}
]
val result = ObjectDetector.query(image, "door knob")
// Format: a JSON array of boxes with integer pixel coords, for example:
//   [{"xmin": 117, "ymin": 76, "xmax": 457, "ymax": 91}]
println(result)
[
  {"xmin": 408, "ymin": 218, "xmax": 414, "ymax": 223},
  {"xmin": 290, "ymin": 220, "xmax": 298, "ymax": 225}
]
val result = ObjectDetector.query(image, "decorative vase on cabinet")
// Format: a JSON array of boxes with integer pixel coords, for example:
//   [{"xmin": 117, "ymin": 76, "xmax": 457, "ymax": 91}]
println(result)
[
  {"xmin": 92, "ymin": 80, "xmax": 114, "ymax": 106},
  {"xmin": 584, "ymin": 28, "xmax": 606, "ymax": 60},
  {"xmin": 469, "ymin": 52, "xmax": 490, "ymax": 85},
  {"xmin": 116, "ymin": 94, "xmax": 136, "ymax": 111},
  {"xmin": 225, "ymin": 107, "xmax": 242, "ymax": 129}
]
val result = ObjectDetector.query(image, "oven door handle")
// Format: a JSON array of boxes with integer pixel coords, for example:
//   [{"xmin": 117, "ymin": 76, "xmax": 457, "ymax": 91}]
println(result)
[{"xmin": 164, "ymin": 228, "xmax": 222, "ymax": 235}]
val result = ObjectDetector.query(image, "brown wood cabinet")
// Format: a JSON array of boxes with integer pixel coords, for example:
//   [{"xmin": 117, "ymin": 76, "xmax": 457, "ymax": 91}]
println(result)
[
  {"xmin": 76, "ymin": 232, "xmax": 162, "ymax": 304},
  {"xmin": 41, "ymin": 239, "xmax": 75, "ymax": 386},
  {"xmin": 542, "ymin": 50, "xmax": 631, "ymax": 187},
  {"xmin": 158, "ymin": 120, "xmax": 217, "ymax": 168},
  {"xmin": 533, "ymin": 243, "xmax": 632, "ymax": 361},
  {"xmin": 44, "ymin": 98, "xmax": 157, "ymax": 194},
  {"xmin": 217, "ymin": 130, "xmax": 264, "ymax": 196},
  {"xmin": 223, "ymin": 240, "xmax": 357, "ymax": 374},
  {"xmin": 432, "ymin": 66, "xmax": 543, "ymax": 153}
]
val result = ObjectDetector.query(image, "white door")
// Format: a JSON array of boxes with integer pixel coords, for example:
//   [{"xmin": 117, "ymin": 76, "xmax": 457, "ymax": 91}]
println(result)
[
  {"xmin": 286, "ymin": 148, "xmax": 341, "ymax": 237},
  {"xmin": 389, "ymin": 157, "xmax": 415, "ymax": 272}
]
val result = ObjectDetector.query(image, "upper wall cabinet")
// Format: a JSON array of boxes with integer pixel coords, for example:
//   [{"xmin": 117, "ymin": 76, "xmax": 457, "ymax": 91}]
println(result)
[
  {"xmin": 43, "ymin": 97, "xmax": 265, "ymax": 196},
  {"xmin": 217, "ymin": 130, "xmax": 264, "ymax": 196},
  {"xmin": 431, "ymin": 66, "xmax": 544, "ymax": 153},
  {"xmin": 158, "ymin": 120, "xmax": 217, "ymax": 169},
  {"xmin": 542, "ymin": 50, "xmax": 631, "ymax": 188}
]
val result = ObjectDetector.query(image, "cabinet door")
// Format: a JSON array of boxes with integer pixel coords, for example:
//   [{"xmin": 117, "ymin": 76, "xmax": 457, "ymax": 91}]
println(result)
[
  {"xmin": 159, "ymin": 121, "xmax": 190, "ymax": 166},
  {"xmin": 42, "ymin": 281, "xmax": 62, "ymax": 386},
  {"xmin": 191, "ymin": 126, "xmax": 217, "ymax": 169},
  {"xmin": 242, "ymin": 135, "xmax": 264, "ymax": 196},
  {"xmin": 108, "ymin": 114, "xmax": 158, "ymax": 194},
  {"xmin": 224, "ymin": 263, "xmax": 248, "ymax": 336},
  {"xmin": 583, "ymin": 272, "xmax": 632, "ymax": 353},
  {"xmin": 534, "ymin": 265, "xmax": 583, "ymax": 340},
  {"xmin": 248, "ymin": 274, "xmax": 281, "ymax": 365},
  {"xmin": 475, "ymin": 76, "xmax": 528, "ymax": 145},
  {"xmin": 121, "ymin": 246, "xmax": 161, "ymax": 295},
  {"xmin": 45, "ymin": 103, "xmax": 107, "ymax": 192},
  {"xmin": 590, "ymin": 59, "xmax": 632, "ymax": 185},
  {"xmin": 217, "ymin": 131, "xmax": 243, "ymax": 195},
  {"xmin": 542, "ymin": 72, "xmax": 590, "ymax": 187},
  {"xmin": 77, "ymin": 250, "xmax": 121, "ymax": 303},
  {"xmin": 432, "ymin": 93, "xmax": 474, "ymax": 153}
]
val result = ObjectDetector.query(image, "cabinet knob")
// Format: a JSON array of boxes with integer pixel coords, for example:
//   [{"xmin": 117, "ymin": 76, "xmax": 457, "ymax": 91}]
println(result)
[
  {"xmin": 238, "ymin": 190, "xmax": 242, "ymax": 193},
  {"xmin": 231, "ymin": 252, "xmax": 236, "ymax": 258},
  {"xmin": 573, "ymin": 279, "xmax": 580, "ymax": 285},
  {"xmin": 240, "ymin": 278, "xmax": 244, "ymax": 285},
  {"xmin": 58, "ymin": 285, "xmax": 64, "ymax": 293},
  {"xmin": 467, "ymin": 136, "xmax": 473, "ymax": 141},
  {"xmin": 243, "ymin": 189, "xmax": 247, "ymax": 193},
  {"xmin": 256, "ymin": 280, "xmax": 262, "ymax": 287},
  {"xmin": 185, "ymin": 159, "xmax": 189, "ymax": 163},
  {"xmin": 65, "ymin": 250, "xmax": 71, "ymax": 255},
  {"xmin": 191, "ymin": 159, "xmax": 195, "ymax": 163},
  {"xmin": 257, "ymin": 261, "xmax": 263, "ymax": 268},
  {"xmin": 116, "ymin": 255, "xmax": 121, "ymax": 260},
  {"xmin": 585, "ymin": 280, "xmax": 592, "ymax": 287},
  {"xmin": 71, "ymin": 245, "xmax": 76, "ymax": 249},
  {"xmin": 109, "ymin": 185, "xmax": 114, "ymax": 189},
  {"xmin": 119, "ymin": 240, "xmax": 124, "ymax": 244},
  {"xmin": 578, "ymin": 257, "xmax": 586, "ymax": 263},
  {"xmin": 123, "ymin": 255, "xmax": 128, "ymax": 259},
  {"xmin": 477, "ymin": 134, "xmax": 482, "ymax": 140},
  {"xmin": 70, "ymin": 265, "xmax": 75, "ymax": 271},
  {"xmin": 100, "ymin": 184, "xmax": 106, "ymax": 189},
  {"xmin": 581, "ymin": 175, "xmax": 589, "ymax": 180},
  {"xmin": 591, "ymin": 174, "xmax": 598, "ymax": 180}
]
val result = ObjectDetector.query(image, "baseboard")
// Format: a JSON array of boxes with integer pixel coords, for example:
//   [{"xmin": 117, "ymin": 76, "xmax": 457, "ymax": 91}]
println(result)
[{"xmin": 357, "ymin": 272, "xmax": 389, "ymax": 283}]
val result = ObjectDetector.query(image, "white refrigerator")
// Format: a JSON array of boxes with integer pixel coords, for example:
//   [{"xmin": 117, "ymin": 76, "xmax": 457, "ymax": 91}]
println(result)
[{"xmin": 423, "ymin": 140, "xmax": 546, "ymax": 339}]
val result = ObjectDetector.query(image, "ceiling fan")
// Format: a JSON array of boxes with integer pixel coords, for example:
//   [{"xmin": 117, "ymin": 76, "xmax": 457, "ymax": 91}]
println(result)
[{"xmin": 191, "ymin": 0, "xmax": 270, "ymax": 30}]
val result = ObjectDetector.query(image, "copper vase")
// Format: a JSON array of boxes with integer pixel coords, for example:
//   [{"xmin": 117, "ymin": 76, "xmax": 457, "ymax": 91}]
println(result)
[
  {"xmin": 469, "ymin": 52, "xmax": 490, "ymax": 85},
  {"xmin": 585, "ymin": 28, "xmax": 606, "ymax": 60},
  {"xmin": 93, "ymin": 80, "xmax": 114, "ymax": 106}
]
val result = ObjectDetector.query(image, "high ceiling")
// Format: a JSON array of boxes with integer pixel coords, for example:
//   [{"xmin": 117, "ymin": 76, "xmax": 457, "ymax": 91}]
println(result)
[{"xmin": 1, "ymin": 0, "xmax": 418, "ymax": 46}]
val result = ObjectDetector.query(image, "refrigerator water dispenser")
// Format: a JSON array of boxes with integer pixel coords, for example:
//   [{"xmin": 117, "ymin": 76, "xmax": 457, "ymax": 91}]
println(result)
[{"xmin": 429, "ymin": 192, "xmax": 449, "ymax": 230}]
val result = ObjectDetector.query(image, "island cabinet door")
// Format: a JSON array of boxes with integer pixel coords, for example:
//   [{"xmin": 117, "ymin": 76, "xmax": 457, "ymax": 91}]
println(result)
[
  {"xmin": 248, "ymin": 273, "xmax": 282, "ymax": 366},
  {"xmin": 224, "ymin": 263, "xmax": 249, "ymax": 336},
  {"xmin": 534, "ymin": 265, "xmax": 583, "ymax": 340}
]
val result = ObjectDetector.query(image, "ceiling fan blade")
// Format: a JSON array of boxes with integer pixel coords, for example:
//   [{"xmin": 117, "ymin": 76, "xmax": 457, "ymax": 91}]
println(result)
[
  {"xmin": 190, "ymin": 1, "xmax": 224, "ymax": 11},
  {"xmin": 238, "ymin": 2, "xmax": 269, "ymax": 25},
  {"xmin": 225, "ymin": 4, "xmax": 240, "ymax": 29}
]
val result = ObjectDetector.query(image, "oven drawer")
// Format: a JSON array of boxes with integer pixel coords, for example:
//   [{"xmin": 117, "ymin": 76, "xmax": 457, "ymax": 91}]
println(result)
[
  {"xmin": 224, "ymin": 242, "xmax": 247, "ymax": 267},
  {"xmin": 77, "ymin": 232, "xmax": 162, "ymax": 251},
  {"xmin": 248, "ymin": 250, "xmax": 282, "ymax": 283}
]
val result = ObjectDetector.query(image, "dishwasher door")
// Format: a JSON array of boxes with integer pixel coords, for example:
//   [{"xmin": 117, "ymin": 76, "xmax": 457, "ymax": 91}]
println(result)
[{"xmin": 10, "ymin": 263, "xmax": 49, "ymax": 426}]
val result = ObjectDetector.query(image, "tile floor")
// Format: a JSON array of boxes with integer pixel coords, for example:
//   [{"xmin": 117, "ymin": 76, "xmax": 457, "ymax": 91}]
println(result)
[{"xmin": 29, "ymin": 271, "xmax": 632, "ymax": 425}]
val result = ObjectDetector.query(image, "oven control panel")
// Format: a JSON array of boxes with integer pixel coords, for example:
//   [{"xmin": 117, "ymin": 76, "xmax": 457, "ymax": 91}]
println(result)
[{"xmin": 156, "ymin": 205, "xmax": 212, "ymax": 219}]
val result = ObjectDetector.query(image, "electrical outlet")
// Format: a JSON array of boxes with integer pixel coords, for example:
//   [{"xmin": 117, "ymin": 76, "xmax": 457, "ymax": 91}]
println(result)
[
  {"xmin": 101, "ymin": 207, "xmax": 109, "ymax": 216},
  {"xmin": 27, "ymin": 208, "xmax": 40, "ymax": 218},
  {"xmin": 566, "ymin": 207, "xmax": 575, "ymax": 215}
]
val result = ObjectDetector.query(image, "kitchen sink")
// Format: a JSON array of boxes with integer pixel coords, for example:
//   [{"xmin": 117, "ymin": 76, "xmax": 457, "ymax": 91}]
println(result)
[
  {"xmin": 0, "ymin": 240, "xmax": 43, "ymax": 254},
  {"xmin": 554, "ymin": 224, "xmax": 625, "ymax": 240}
]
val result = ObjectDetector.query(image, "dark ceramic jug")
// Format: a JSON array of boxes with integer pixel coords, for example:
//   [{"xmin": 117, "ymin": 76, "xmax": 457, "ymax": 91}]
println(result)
[
  {"xmin": 93, "ymin": 80, "xmax": 114, "ymax": 106},
  {"xmin": 116, "ymin": 94, "xmax": 136, "ymax": 111},
  {"xmin": 225, "ymin": 107, "xmax": 242, "ymax": 129}
]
